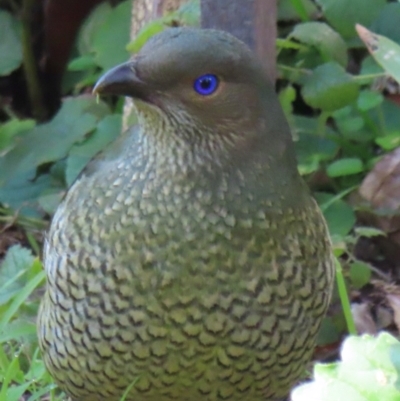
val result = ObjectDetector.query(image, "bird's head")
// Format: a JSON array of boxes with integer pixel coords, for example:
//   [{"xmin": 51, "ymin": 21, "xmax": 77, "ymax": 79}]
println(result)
[{"xmin": 93, "ymin": 28, "xmax": 296, "ymax": 168}]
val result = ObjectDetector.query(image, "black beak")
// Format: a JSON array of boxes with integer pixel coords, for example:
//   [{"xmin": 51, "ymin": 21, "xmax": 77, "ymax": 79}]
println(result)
[{"xmin": 93, "ymin": 60, "xmax": 149, "ymax": 101}]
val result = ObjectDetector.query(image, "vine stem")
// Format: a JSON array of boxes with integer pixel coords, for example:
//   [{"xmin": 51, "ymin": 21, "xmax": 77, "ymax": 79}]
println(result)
[
  {"xmin": 335, "ymin": 257, "xmax": 357, "ymax": 335},
  {"xmin": 21, "ymin": 0, "xmax": 47, "ymax": 120}
]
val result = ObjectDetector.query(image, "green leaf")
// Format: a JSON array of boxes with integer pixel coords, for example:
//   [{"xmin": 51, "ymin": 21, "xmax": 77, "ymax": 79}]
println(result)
[
  {"xmin": 354, "ymin": 226, "xmax": 385, "ymax": 238},
  {"xmin": 294, "ymin": 116, "xmax": 339, "ymax": 174},
  {"xmin": 126, "ymin": 21, "xmax": 166, "ymax": 53},
  {"xmin": 0, "ymin": 264, "xmax": 44, "ymax": 328},
  {"xmin": 68, "ymin": 55, "xmax": 97, "ymax": 71},
  {"xmin": 375, "ymin": 132, "xmax": 400, "ymax": 151},
  {"xmin": 278, "ymin": 0, "xmax": 317, "ymax": 21},
  {"xmin": 0, "ymin": 119, "xmax": 35, "ymax": 151},
  {"xmin": 0, "ymin": 96, "xmax": 109, "ymax": 186},
  {"xmin": 327, "ymin": 158, "xmax": 364, "ymax": 177},
  {"xmin": 276, "ymin": 38, "xmax": 306, "ymax": 51},
  {"xmin": 293, "ymin": 332, "xmax": 400, "ymax": 401},
  {"xmin": 360, "ymin": 55, "xmax": 384, "ymax": 76},
  {"xmin": 332, "ymin": 105, "xmax": 374, "ymax": 141},
  {"xmin": 302, "ymin": 62, "xmax": 359, "ymax": 112},
  {"xmin": 77, "ymin": 2, "xmax": 113, "ymax": 56},
  {"xmin": 357, "ymin": 25, "xmax": 400, "ymax": 86},
  {"xmin": 368, "ymin": 99, "xmax": 400, "ymax": 134},
  {"xmin": 339, "ymin": 333, "xmax": 399, "ymax": 401},
  {"xmin": 349, "ymin": 261, "xmax": 371, "ymax": 289},
  {"xmin": 315, "ymin": 192, "xmax": 356, "ymax": 237},
  {"xmin": 165, "ymin": 0, "xmax": 200, "ymax": 27},
  {"xmin": 335, "ymin": 116, "xmax": 364, "ymax": 135},
  {"xmin": 0, "ymin": 352, "xmax": 24, "ymax": 401},
  {"xmin": 66, "ymin": 114, "xmax": 122, "ymax": 186},
  {"xmin": 370, "ymin": 3, "xmax": 400, "ymax": 44},
  {"xmin": 0, "ymin": 320, "xmax": 36, "ymax": 343},
  {"xmin": 0, "ymin": 11, "xmax": 23, "ymax": 76},
  {"xmin": 278, "ymin": 85, "xmax": 296, "ymax": 122},
  {"xmin": 92, "ymin": 1, "xmax": 131, "ymax": 70},
  {"xmin": 0, "ymin": 171, "xmax": 52, "ymax": 215},
  {"xmin": 127, "ymin": 0, "xmax": 199, "ymax": 53},
  {"xmin": 37, "ymin": 189, "xmax": 65, "ymax": 215},
  {"xmin": 0, "ymin": 245, "xmax": 35, "ymax": 305},
  {"xmin": 291, "ymin": 22, "xmax": 347, "ymax": 66},
  {"xmin": 315, "ymin": 0, "xmax": 386, "ymax": 39},
  {"xmin": 357, "ymin": 90, "xmax": 384, "ymax": 111},
  {"xmin": 317, "ymin": 317, "xmax": 340, "ymax": 346},
  {"xmin": 332, "ymin": 106, "xmax": 365, "ymax": 137},
  {"xmin": 292, "ymin": 376, "xmax": 366, "ymax": 401},
  {"xmin": 287, "ymin": 0, "xmax": 311, "ymax": 21},
  {"xmin": 4, "ymin": 383, "xmax": 32, "ymax": 401}
]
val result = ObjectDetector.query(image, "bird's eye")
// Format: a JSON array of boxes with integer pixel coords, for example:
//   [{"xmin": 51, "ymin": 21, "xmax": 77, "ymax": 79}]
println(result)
[{"xmin": 193, "ymin": 74, "xmax": 219, "ymax": 96}]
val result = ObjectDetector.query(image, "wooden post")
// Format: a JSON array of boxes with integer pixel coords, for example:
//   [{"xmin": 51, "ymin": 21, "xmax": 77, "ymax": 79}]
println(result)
[
  {"xmin": 201, "ymin": 0, "xmax": 277, "ymax": 83},
  {"xmin": 122, "ymin": 0, "xmax": 186, "ymax": 130}
]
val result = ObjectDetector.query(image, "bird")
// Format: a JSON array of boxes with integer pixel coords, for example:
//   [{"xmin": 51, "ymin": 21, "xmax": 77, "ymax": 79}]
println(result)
[{"xmin": 37, "ymin": 27, "xmax": 335, "ymax": 401}]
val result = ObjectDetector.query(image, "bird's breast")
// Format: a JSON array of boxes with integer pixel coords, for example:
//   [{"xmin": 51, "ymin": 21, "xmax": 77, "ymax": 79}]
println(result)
[{"xmin": 39, "ymin": 150, "xmax": 334, "ymax": 401}]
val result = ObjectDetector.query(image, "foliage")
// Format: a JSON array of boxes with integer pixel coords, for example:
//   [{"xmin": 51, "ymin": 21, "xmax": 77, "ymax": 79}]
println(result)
[
  {"xmin": 68, "ymin": 1, "xmax": 132, "ymax": 87},
  {"xmin": 278, "ymin": 1, "xmax": 400, "ymax": 346},
  {"xmin": 292, "ymin": 332, "xmax": 400, "ymax": 401},
  {"xmin": 357, "ymin": 24, "xmax": 400, "ymax": 85},
  {"xmin": 0, "ymin": 10, "xmax": 22, "ymax": 76},
  {"xmin": 0, "ymin": 245, "xmax": 53, "ymax": 400},
  {"xmin": 126, "ymin": 0, "xmax": 200, "ymax": 52},
  {"xmin": 0, "ymin": 0, "xmax": 199, "ymax": 218}
]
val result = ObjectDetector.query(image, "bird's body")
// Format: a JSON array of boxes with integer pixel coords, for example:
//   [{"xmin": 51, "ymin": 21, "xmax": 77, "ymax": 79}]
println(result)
[{"xmin": 38, "ymin": 28, "xmax": 334, "ymax": 401}]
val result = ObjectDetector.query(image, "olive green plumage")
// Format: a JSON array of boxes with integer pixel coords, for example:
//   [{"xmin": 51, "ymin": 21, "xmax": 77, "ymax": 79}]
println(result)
[{"xmin": 38, "ymin": 28, "xmax": 334, "ymax": 401}]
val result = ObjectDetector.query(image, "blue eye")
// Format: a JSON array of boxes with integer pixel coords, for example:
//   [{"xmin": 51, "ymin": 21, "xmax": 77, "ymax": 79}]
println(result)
[{"xmin": 193, "ymin": 74, "xmax": 219, "ymax": 96}]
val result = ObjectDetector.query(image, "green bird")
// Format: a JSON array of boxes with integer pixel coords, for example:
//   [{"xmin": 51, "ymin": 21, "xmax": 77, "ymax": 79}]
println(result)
[{"xmin": 38, "ymin": 27, "xmax": 334, "ymax": 401}]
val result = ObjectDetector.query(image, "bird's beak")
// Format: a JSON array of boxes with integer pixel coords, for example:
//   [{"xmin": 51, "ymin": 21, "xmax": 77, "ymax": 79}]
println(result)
[{"xmin": 93, "ymin": 60, "xmax": 149, "ymax": 101}]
